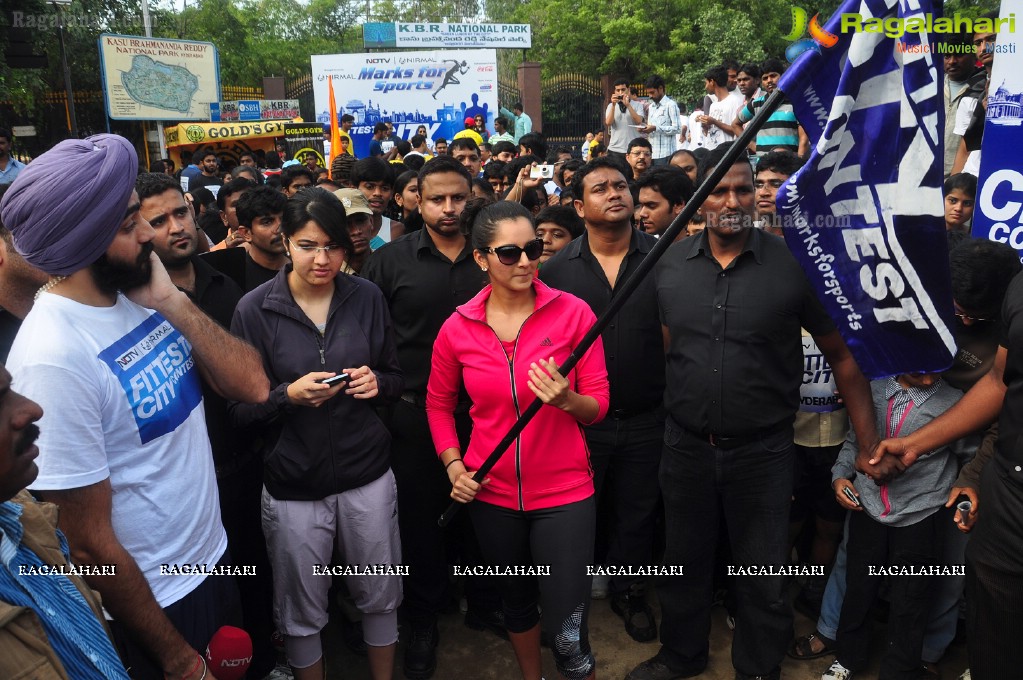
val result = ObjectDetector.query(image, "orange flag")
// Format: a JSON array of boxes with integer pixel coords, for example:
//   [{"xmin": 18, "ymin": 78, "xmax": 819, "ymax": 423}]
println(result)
[{"xmin": 328, "ymin": 77, "xmax": 342, "ymax": 178}]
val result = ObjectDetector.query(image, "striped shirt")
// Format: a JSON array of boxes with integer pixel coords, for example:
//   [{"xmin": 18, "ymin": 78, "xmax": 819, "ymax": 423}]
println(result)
[
  {"xmin": 647, "ymin": 94, "xmax": 682, "ymax": 160},
  {"xmin": 0, "ymin": 501, "xmax": 129, "ymax": 679},
  {"xmin": 883, "ymin": 376, "xmax": 943, "ymax": 439},
  {"xmin": 738, "ymin": 95, "xmax": 800, "ymax": 153}
]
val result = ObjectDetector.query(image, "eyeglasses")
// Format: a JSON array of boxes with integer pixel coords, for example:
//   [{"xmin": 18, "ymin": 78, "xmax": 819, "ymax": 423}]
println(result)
[
  {"xmin": 754, "ymin": 179, "xmax": 786, "ymax": 190},
  {"xmin": 287, "ymin": 238, "xmax": 344, "ymax": 256},
  {"xmin": 629, "ymin": 151, "xmax": 653, "ymax": 158},
  {"xmin": 954, "ymin": 311, "xmax": 990, "ymax": 323},
  {"xmin": 481, "ymin": 238, "xmax": 544, "ymax": 265}
]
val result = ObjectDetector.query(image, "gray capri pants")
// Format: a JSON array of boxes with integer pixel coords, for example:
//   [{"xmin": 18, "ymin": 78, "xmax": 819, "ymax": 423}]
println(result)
[{"xmin": 261, "ymin": 468, "xmax": 403, "ymax": 668}]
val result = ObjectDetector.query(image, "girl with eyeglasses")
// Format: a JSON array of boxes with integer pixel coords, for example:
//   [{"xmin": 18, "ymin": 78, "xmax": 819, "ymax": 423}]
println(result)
[
  {"xmin": 426, "ymin": 199, "xmax": 610, "ymax": 680},
  {"xmin": 229, "ymin": 187, "xmax": 403, "ymax": 680}
]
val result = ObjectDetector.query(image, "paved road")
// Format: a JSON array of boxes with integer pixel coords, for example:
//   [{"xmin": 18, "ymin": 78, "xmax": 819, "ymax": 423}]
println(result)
[{"xmin": 322, "ymin": 592, "xmax": 969, "ymax": 679}]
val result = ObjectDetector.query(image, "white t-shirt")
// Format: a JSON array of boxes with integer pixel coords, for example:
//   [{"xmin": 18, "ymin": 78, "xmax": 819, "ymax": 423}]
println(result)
[
  {"xmin": 687, "ymin": 110, "xmax": 706, "ymax": 148},
  {"xmin": 7, "ymin": 293, "xmax": 227, "ymax": 609},
  {"xmin": 703, "ymin": 96, "xmax": 742, "ymax": 150},
  {"xmin": 953, "ymin": 96, "xmax": 979, "ymax": 136}
]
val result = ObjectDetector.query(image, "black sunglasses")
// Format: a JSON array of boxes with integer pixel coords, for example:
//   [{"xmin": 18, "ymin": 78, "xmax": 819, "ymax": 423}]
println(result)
[{"xmin": 481, "ymin": 238, "xmax": 544, "ymax": 266}]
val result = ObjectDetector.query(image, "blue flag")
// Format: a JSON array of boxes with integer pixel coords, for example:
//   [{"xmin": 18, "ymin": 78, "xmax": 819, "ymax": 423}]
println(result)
[
  {"xmin": 776, "ymin": 0, "xmax": 955, "ymax": 379},
  {"xmin": 971, "ymin": 0, "xmax": 1023, "ymax": 255}
]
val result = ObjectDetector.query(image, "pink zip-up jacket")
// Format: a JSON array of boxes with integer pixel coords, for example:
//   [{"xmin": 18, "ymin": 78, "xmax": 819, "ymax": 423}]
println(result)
[{"xmin": 427, "ymin": 279, "xmax": 610, "ymax": 512}]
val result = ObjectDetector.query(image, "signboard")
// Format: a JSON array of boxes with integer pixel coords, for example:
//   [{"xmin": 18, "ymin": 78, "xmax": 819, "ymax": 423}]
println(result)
[
  {"xmin": 210, "ymin": 99, "xmax": 301, "ymax": 122},
  {"xmin": 98, "ymin": 34, "xmax": 220, "ymax": 121},
  {"xmin": 164, "ymin": 120, "xmax": 287, "ymax": 168},
  {"xmin": 284, "ymin": 123, "xmax": 327, "ymax": 169},
  {"xmin": 363, "ymin": 22, "xmax": 531, "ymax": 49},
  {"xmin": 311, "ymin": 49, "xmax": 498, "ymax": 158},
  {"xmin": 164, "ymin": 120, "xmax": 288, "ymax": 148},
  {"xmin": 11, "ymin": 126, "xmax": 36, "ymax": 137},
  {"xmin": 972, "ymin": 0, "xmax": 1023, "ymax": 258},
  {"xmin": 260, "ymin": 99, "xmax": 300, "ymax": 120}
]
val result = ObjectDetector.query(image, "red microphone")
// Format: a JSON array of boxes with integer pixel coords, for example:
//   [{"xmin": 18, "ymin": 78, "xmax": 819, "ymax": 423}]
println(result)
[{"xmin": 205, "ymin": 626, "xmax": 253, "ymax": 680}]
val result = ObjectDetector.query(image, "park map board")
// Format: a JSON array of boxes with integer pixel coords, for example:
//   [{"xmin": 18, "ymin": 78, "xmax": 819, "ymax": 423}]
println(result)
[{"xmin": 99, "ymin": 34, "xmax": 221, "ymax": 121}]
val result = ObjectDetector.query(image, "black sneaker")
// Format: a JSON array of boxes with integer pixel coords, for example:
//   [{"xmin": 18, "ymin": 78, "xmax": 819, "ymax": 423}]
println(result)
[
  {"xmin": 611, "ymin": 591, "xmax": 657, "ymax": 642},
  {"xmin": 464, "ymin": 608, "xmax": 509, "ymax": 640},
  {"xmin": 625, "ymin": 653, "xmax": 702, "ymax": 680},
  {"xmin": 403, "ymin": 622, "xmax": 438, "ymax": 680}
]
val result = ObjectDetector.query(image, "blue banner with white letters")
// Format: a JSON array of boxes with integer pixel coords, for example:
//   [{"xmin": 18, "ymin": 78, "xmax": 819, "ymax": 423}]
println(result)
[
  {"xmin": 972, "ymin": 0, "xmax": 1023, "ymax": 257},
  {"xmin": 776, "ymin": 0, "xmax": 956, "ymax": 379}
]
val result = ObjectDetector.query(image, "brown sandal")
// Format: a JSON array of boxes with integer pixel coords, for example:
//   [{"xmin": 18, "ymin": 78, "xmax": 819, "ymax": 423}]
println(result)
[{"xmin": 787, "ymin": 632, "xmax": 836, "ymax": 660}]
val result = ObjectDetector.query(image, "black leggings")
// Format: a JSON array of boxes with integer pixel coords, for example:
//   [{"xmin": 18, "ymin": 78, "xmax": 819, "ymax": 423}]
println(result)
[{"xmin": 469, "ymin": 497, "xmax": 595, "ymax": 680}]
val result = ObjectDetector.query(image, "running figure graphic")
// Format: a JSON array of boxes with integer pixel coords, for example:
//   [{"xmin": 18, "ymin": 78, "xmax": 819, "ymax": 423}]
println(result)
[{"xmin": 433, "ymin": 60, "xmax": 469, "ymax": 100}]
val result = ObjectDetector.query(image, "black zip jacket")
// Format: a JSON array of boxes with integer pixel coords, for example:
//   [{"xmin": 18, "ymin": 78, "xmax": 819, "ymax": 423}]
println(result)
[{"xmin": 229, "ymin": 266, "xmax": 403, "ymax": 500}]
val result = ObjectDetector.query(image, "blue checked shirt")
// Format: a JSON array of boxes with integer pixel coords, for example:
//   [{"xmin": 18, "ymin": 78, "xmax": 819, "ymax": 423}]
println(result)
[
  {"xmin": 883, "ymin": 376, "xmax": 942, "ymax": 438},
  {"xmin": 0, "ymin": 500, "xmax": 129, "ymax": 679},
  {"xmin": 647, "ymin": 94, "xmax": 682, "ymax": 160}
]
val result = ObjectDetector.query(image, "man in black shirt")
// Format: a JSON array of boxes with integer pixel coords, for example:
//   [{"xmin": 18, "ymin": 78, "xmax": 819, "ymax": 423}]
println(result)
[
  {"xmin": 362, "ymin": 156, "xmax": 499, "ymax": 679},
  {"xmin": 136, "ymin": 173, "xmax": 276, "ymax": 679},
  {"xmin": 202, "ymin": 186, "xmax": 288, "ymax": 293},
  {"xmin": 627, "ymin": 143, "xmax": 879, "ymax": 680},
  {"xmin": 540, "ymin": 157, "xmax": 674, "ymax": 643}
]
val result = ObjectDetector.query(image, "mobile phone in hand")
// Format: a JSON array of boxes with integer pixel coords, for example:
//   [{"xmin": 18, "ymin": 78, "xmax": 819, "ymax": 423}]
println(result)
[
  {"xmin": 319, "ymin": 373, "xmax": 350, "ymax": 387},
  {"xmin": 842, "ymin": 486, "xmax": 861, "ymax": 507}
]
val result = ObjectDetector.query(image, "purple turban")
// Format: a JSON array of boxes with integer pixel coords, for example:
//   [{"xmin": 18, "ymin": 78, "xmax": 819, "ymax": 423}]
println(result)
[{"xmin": 0, "ymin": 134, "xmax": 138, "ymax": 276}]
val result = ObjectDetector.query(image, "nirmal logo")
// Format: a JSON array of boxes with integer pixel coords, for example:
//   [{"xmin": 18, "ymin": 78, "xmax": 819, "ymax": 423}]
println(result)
[{"xmin": 783, "ymin": 6, "xmax": 840, "ymax": 62}]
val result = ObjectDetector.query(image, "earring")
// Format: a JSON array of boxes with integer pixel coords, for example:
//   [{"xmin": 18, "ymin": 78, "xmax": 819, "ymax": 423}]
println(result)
[{"xmin": 481, "ymin": 267, "xmax": 488, "ymax": 272}]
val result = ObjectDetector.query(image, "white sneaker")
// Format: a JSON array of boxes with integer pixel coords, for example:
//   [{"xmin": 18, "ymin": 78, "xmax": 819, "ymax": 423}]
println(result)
[
  {"xmin": 263, "ymin": 664, "xmax": 294, "ymax": 680},
  {"xmin": 821, "ymin": 660, "xmax": 853, "ymax": 680},
  {"xmin": 958, "ymin": 671, "xmax": 971, "ymax": 680},
  {"xmin": 591, "ymin": 573, "xmax": 609, "ymax": 599}
]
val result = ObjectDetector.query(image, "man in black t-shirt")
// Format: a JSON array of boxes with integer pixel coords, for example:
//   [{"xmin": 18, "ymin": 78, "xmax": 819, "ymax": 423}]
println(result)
[{"xmin": 201, "ymin": 186, "xmax": 288, "ymax": 293}]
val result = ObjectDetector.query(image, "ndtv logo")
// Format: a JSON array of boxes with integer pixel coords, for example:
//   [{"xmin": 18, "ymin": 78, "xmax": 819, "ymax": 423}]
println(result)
[{"xmin": 365, "ymin": 58, "xmax": 391, "ymax": 64}]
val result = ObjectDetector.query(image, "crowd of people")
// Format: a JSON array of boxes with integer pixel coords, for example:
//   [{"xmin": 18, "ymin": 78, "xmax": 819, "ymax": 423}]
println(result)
[{"xmin": 0, "ymin": 13, "xmax": 1017, "ymax": 680}]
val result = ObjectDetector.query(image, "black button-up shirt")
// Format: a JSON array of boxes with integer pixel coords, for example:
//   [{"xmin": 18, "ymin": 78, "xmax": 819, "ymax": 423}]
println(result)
[
  {"xmin": 362, "ymin": 228, "xmax": 486, "ymax": 394},
  {"xmin": 0, "ymin": 308, "xmax": 22, "ymax": 363},
  {"xmin": 998, "ymin": 273, "xmax": 1023, "ymax": 468},
  {"xmin": 185, "ymin": 256, "xmax": 246, "ymax": 470},
  {"xmin": 656, "ymin": 229, "xmax": 834, "ymax": 436},
  {"xmin": 540, "ymin": 229, "xmax": 665, "ymax": 413}
]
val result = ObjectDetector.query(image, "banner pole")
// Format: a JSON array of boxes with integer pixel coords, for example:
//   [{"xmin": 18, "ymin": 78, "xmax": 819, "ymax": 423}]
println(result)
[{"xmin": 438, "ymin": 89, "xmax": 787, "ymax": 526}]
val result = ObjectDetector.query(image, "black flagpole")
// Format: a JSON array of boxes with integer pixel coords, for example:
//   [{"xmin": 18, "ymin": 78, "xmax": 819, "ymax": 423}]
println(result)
[{"xmin": 439, "ymin": 88, "xmax": 787, "ymax": 527}]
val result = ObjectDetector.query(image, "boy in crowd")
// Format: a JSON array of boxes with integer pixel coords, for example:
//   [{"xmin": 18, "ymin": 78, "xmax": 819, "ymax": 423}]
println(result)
[
  {"xmin": 351, "ymin": 157, "xmax": 404, "ymax": 250},
  {"xmin": 824, "ymin": 372, "xmax": 965, "ymax": 680}
]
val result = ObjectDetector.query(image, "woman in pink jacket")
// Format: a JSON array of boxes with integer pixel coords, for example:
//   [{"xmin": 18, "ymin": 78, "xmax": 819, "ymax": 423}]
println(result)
[{"xmin": 427, "ymin": 199, "xmax": 609, "ymax": 680}]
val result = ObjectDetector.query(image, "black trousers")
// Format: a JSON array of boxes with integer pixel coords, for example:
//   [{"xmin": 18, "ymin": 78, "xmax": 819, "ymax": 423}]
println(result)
[
  {"xmin": 657, "ymin": 418, "xmax": 794, "ymax": 678},
  {"xmin": 388, "ymin": 399, "xmax": 498, "ymax": 628},
  {"xmin": 588, "ymin": 410, "xmax": 663, "ymax": 594},
  {"xmin": 217, "ymin": 459, "xmax": 276, "ymax": 678},
  {"xmin": 965, "ymin": 455, "xmax": 1023, "ymax": 680},
  {"xmin": 837, "ymin": 507, "xmax": 949, "ymax": 680}
]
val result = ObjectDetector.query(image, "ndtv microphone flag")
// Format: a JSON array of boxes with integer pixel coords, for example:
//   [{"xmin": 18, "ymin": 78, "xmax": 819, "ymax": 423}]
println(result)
[{"xmin": 776, "ymin": 0, "xmax": 955, "ymax": 379}]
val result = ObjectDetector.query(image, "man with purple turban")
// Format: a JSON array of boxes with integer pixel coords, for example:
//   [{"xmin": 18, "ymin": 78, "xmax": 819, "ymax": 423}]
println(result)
[{"xmin": 1, "ymin": 134, "xmax": 270, "ymax": 680}]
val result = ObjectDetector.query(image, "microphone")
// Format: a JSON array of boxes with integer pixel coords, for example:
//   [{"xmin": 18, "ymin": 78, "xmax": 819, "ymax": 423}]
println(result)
[{"xmin": 205, "ymin": 626, "xmax": 253, "ymax": 680}]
